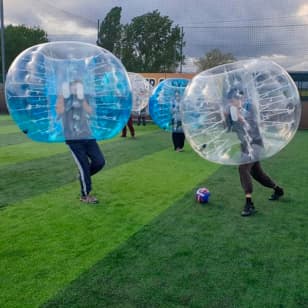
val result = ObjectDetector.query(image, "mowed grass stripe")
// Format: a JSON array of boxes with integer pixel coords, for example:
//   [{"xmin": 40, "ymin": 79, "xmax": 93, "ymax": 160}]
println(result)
[
  {"xmin": 0, "ymin": 147, "xmax": 219, "ymax": 308},
  {"xmin": 0, "ymin": 116, "xmax": 28, "ymax": 146},
  {"xmin": 0, "ymin": 114, "xmax": 158, "ymax": 147},
  {"xmin": 0, "ymin": 120, "xmax": 13, "ymax": 126},
  {"xmin": 0, "ymin": 124, "xmax": 159, "ymax": 168},
  {"xmin": 0, "ymin": 117, "xmax": 13, "ymax": 126},
  {"xmin": 0, "ymin": 132, "xmax": 30, "ymax": 147},
  {"xmin": 0, "ymin": 129, "xmax": 171, "ymax": 208},
  {"xmin": 0, "ymin": 142, "xmax": 68, "ymax": 167},
  {"xmin": 43, "ymin": 133, "xmax": 308, "ymax": 308},
  {"xmin": 0, "ymin": 124, "xmax": 21, "ymax": 134},
  {"xmin": 0, "ymin": 115, "xmax": 11, "ymax": 119}
]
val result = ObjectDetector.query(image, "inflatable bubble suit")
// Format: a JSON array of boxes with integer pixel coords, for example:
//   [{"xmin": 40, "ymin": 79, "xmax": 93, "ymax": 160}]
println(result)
[
  {"xmin": 5, "ymin": 41, "xmax": 132, "ymax": 142},
  {"xmin": 128, "ymin": 72, "xmax": 152, "ymax": 112},
  {"xmin": 149, "ymin": 78, "xmax": 189, "ymax": 131},
  {"xmin": 181, "ymin": 59, "xmax": 301, "ymax": 165}
]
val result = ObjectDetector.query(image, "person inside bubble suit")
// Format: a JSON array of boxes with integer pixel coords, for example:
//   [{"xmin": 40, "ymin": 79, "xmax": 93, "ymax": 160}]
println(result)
[
  {"xmin": 56, "ymin": 80, "xmax": 92, "ymax": 139},
  {"xmin": 56, "ymin": 80, "xmax": 105, "ymax": 204},
  {"xmin": 226, "ymin": 88, "xmax": 284, "ymax": 217},
  {"xmin": 171, "ymin": 91, "xmax": 185, "ymax": 152}
]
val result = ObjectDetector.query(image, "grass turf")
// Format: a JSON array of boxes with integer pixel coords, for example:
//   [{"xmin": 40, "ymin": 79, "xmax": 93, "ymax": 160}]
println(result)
[
  {"xmin": 0, "ymin": 116, "xmax": 307, "ymax": 307},
  {"xmin": 43, "ymin": 133, "xmax": 308, "ymax": 308}
]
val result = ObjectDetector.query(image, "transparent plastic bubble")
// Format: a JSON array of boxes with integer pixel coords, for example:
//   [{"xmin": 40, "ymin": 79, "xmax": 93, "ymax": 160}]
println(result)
[
  {"xmin": 149, "ymin": 78, "xmax": 189, "ymax": 131},
  {"xmin": 182, "ymin": 59, "xmax": 301, "ymax": 165},
  {"xmin": 128, "ymin": 72, "xmax": 152, "ymax": 112},
  {"xmin": 5, "ymin": 41, "xmax": 132, "ymax": 142}
]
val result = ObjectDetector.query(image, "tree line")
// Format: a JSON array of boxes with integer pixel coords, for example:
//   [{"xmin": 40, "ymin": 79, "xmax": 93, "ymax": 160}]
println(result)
[{"xmin": 0, "ymin": 6, "xmax": 236, "ymax": 80}]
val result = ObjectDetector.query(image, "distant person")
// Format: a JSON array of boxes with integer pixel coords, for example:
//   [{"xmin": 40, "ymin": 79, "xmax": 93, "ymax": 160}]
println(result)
[
  {"xmin": 171, "ymin": 91, "xmax": 185, "ymax": 152},
  {"xmin": 121, "ymin": 115, "xmax": 135, "ymax": 138},
  {"xmin": 226, "ymin": 88, "xmax": 284, "ymax": 216},
  {"xmin": 56, "ymin": 80, "xmax": 105, "ymax": 204}
]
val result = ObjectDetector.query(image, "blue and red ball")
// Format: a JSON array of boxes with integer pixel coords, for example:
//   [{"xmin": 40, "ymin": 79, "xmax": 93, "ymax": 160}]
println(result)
[{"xmin": 195, "ymin": 187, "xmax": 211, "ymax": 203}]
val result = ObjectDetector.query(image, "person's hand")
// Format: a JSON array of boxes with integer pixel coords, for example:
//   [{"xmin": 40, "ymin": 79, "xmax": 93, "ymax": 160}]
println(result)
[
  {"xmin": 56, "ymin": 96, "xmax": 65, "ymax": 114},
  {"xmin": 83, "ymin": 100, "xmax": 92, "ymax": 114}
]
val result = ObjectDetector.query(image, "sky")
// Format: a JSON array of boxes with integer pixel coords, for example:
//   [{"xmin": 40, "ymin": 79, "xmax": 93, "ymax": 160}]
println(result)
[{"xmin": 4, "ymin": 0, "xmax": 308, "ymax": 71}]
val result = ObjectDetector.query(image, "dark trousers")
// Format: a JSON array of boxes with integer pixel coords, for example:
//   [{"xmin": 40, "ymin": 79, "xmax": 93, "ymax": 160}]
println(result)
[
  {"xmin": 68, "ymin": 140, "xmax": 105, "ymax": 196},
  {"xmin": 122, "ymin": 116, "xmax": 135, "ymax": 137},
  {"xmin": 137, "ymin": 115, "xmax": 146, "ymax": 125},
  {"xmin": 172, "ymin": 132, "xmax": 185, "ymax": 150},
  {"xmin": 239, "ymin": 161, "xmax": 276, "ymax": 194}
]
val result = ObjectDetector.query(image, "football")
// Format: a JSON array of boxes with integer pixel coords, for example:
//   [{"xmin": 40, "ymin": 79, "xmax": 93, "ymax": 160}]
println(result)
[{"xmin": 195, "ymin": 187, "xmax": 211, "ymax": 203}]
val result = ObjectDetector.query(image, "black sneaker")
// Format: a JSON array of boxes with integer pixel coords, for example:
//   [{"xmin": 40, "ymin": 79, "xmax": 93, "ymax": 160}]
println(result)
[
  {"xmin": 241, "ymin": 202, "xmax": 257, "ymax": 217},
  {"xmin": 269, "ymin": 186, "xmax": 284, "ymax": 201}
]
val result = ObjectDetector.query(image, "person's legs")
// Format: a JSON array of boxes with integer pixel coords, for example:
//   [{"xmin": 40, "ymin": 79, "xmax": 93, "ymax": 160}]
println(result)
[
  {"xmin": 178, "ymin": 132, "xmax": 185, "ymax": 150},
  {"xmin": 238, "ymin": 163, "xmax": 257, "ymax": 216},
  {"xmin": 86, "ymin": 140, "xmax": 105, "ymax": 176},
  {"xmin": 127, "ymin": 117, "xmax": 135, "ymax": 137},
  {"xmin": 68, "ymin": 140, "xmax": 104, "ymax": 204},
  {"xmin": 121, "ymin": 126, "xmax": 127, "ymax": 137},
  {"xmin": 68, "ymin": 142, "xmax": 91, "ymax": 198},
  {"xmin": 250, "ymin": 162, "xmax": 275, "ymax": 188},
  {"xmin": 250, "ymin": 162, "xmax": 284, "ymax": 200},
  {"xmin": 172, "ymin": 132, "xmax": 180, "ymax": 150},
  {"xmin": 239, "ymin": 163, "xmax": 253, "ymax": 195}
]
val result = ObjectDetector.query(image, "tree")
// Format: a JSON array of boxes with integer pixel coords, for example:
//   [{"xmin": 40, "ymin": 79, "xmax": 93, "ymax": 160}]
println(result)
[
  {"xmin": 121, "ymin": 10, "xmax": 184, "ymax": 73},
  {"xmin": 195, "ymin": 48, "xmax": 236, "ymax": 72},
  {"xmin": 1, "ymin": 24, "xmax": 48, "ymax": 76},
  {"xmin": 97, "ymin": 7, "xmax": 122, "ymax": 57}
]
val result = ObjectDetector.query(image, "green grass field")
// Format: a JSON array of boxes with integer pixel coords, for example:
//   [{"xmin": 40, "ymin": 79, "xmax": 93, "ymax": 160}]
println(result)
[{"xmin": 0, "ymin": 115, "xmax": 307, "ymax": 307}]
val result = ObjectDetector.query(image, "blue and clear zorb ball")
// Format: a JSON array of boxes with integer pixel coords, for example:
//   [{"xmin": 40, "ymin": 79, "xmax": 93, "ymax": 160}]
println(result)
[
  {"xmin": 195, "ymin": 187, "xmax": 211, "ymax": 203},
  {"xmin": 5, "ymin": 41, "xmax": 132, "ymax": 142},
  {"xmin": 149, "ymin": 78, "xmax": 189, "ymax": 131},
  {"xmin": 182, "ymin": 59, "xmax": 301, "ymax": 165},
  {"xmin": 128, "ymin": 72, "xmax": 153, "ymax": 112}
]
